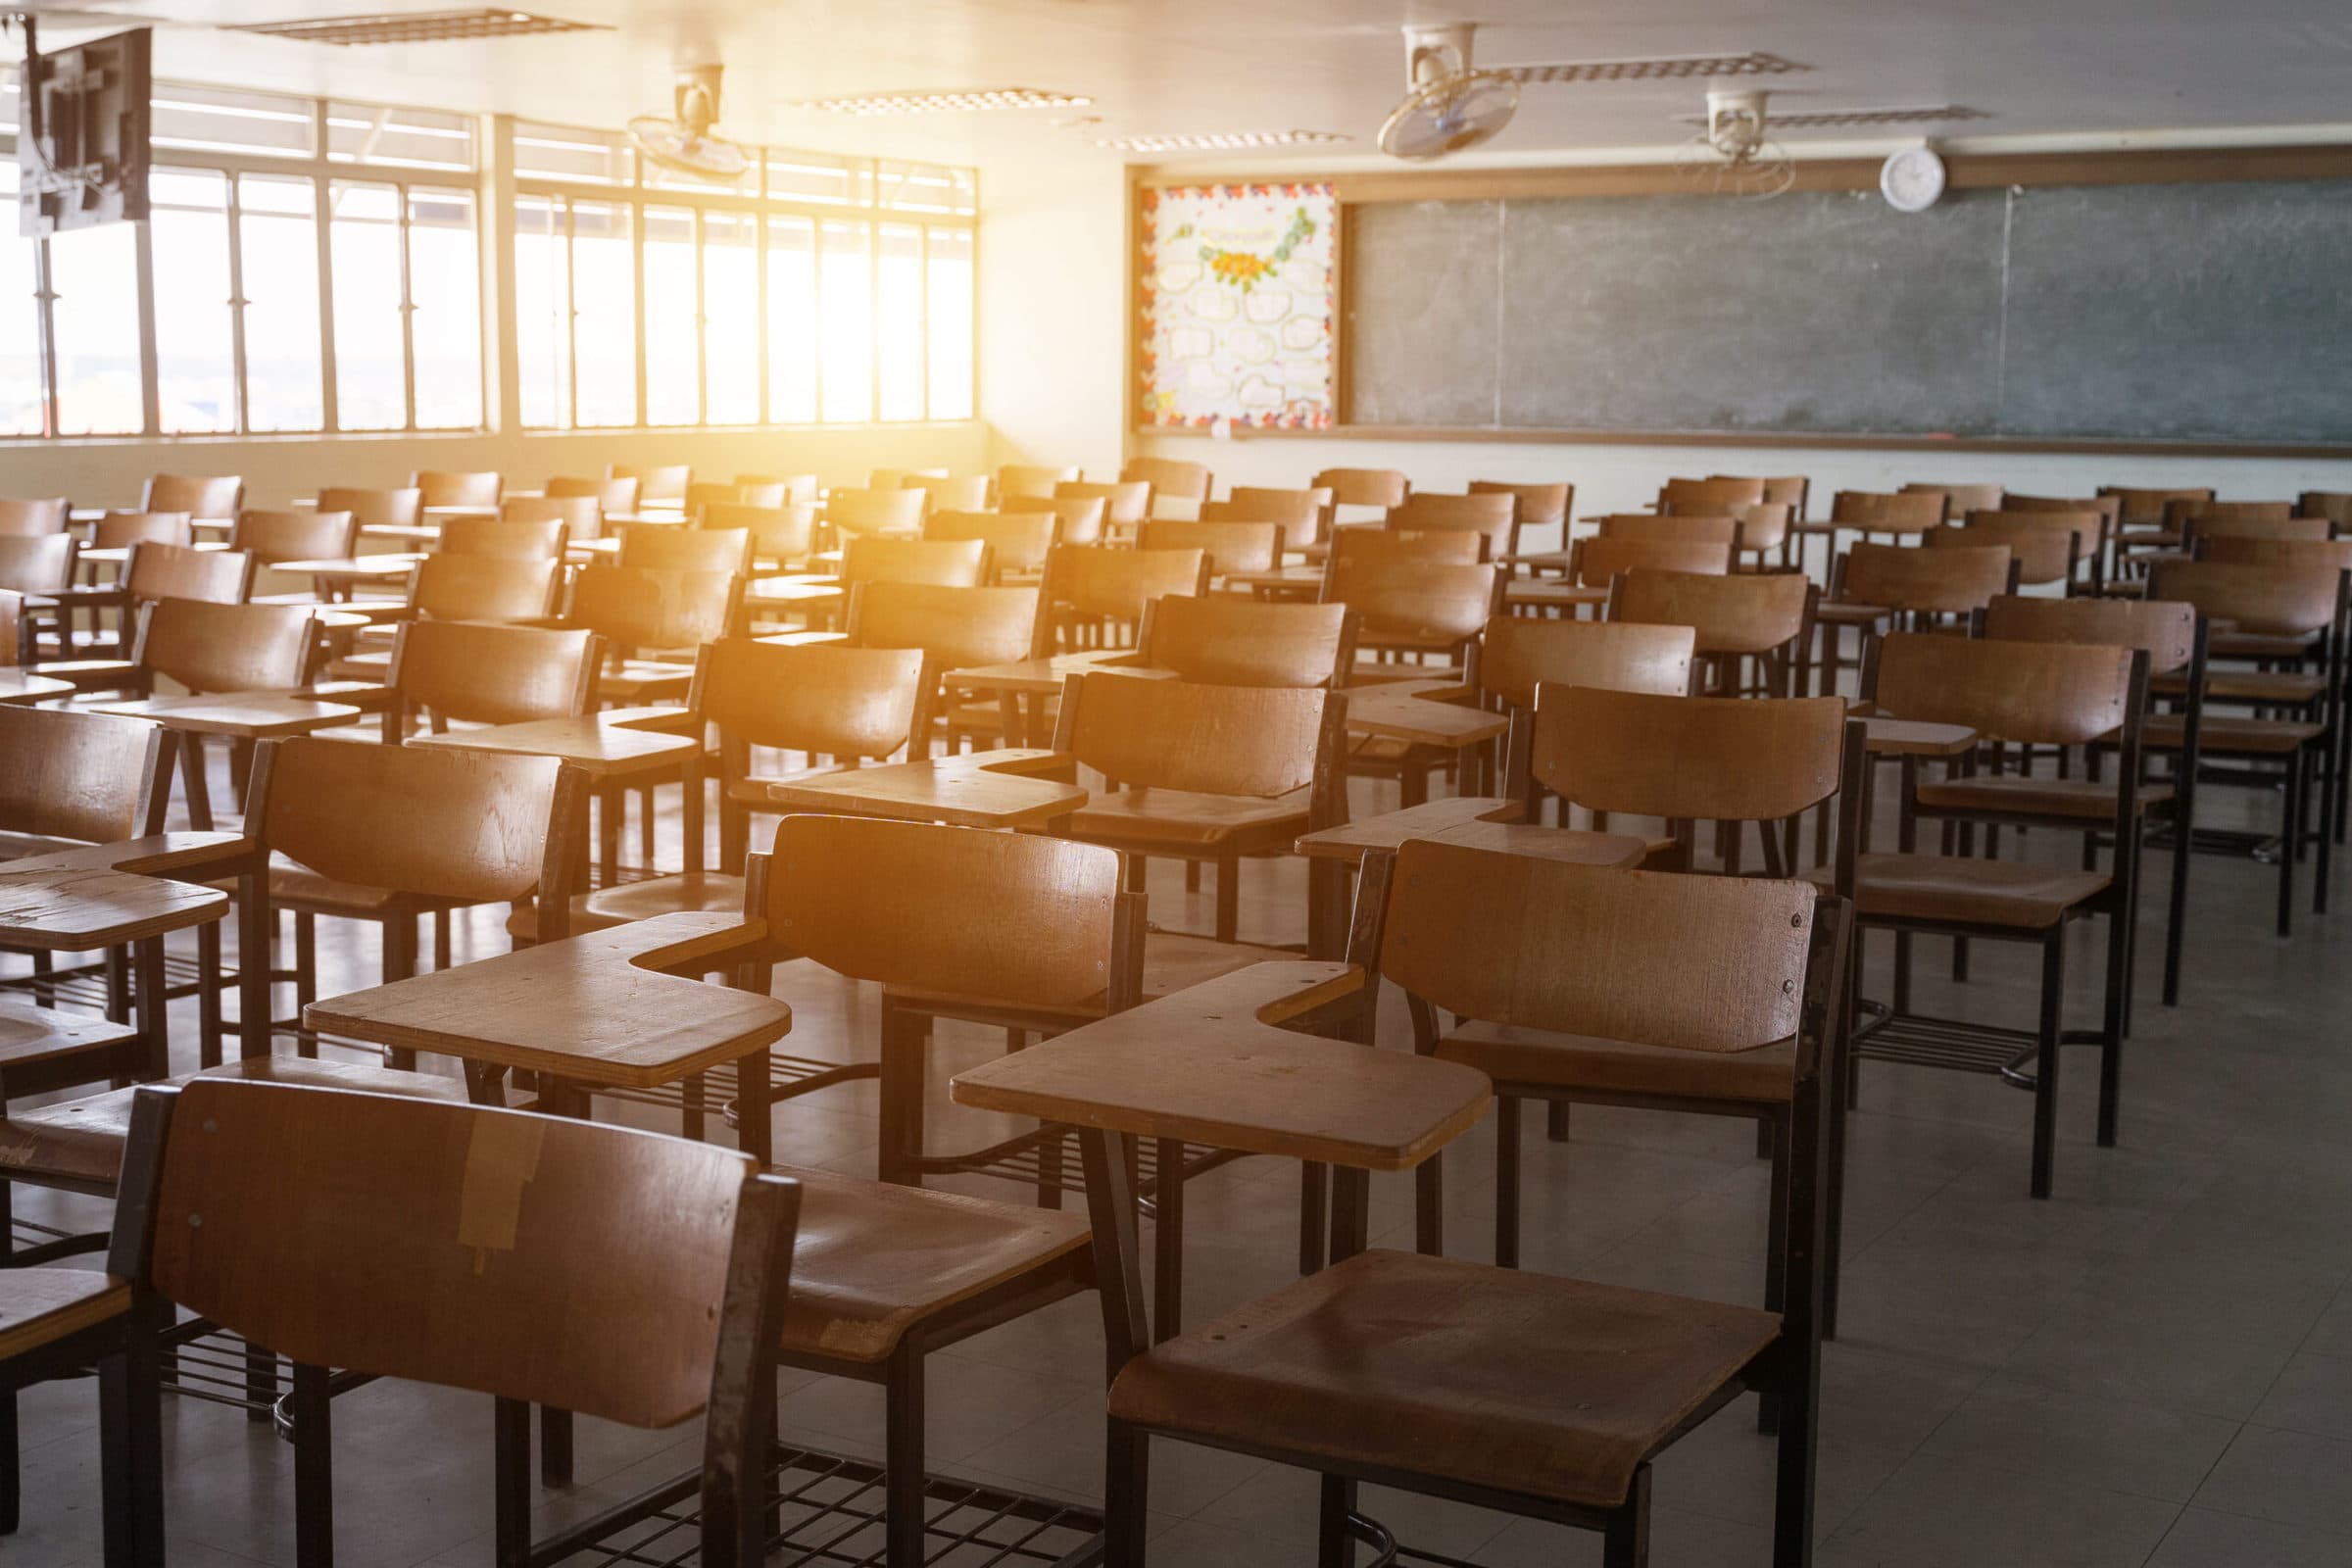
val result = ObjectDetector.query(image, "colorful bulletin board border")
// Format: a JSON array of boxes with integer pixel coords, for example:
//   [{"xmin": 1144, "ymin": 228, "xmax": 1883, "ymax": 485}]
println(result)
[{"xmin": 1138, "ymin": 181, "xmax": 1338, "ymax": 431}]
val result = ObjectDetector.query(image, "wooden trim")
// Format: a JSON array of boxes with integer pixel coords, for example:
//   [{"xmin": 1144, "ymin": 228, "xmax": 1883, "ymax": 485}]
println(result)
[{"xmin": 1131, "ymin": 421, "xmax": 2352, "ymax": 461}]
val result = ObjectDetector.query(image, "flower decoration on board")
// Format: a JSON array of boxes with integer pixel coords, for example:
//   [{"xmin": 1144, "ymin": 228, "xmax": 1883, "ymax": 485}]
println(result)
[{"xmin": 1138, "ymin": 182, "xmax": 1337, "ymax": 431}]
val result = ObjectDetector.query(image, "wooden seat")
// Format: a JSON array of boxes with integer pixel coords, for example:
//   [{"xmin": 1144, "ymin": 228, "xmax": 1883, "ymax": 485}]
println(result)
[
  {"xmin": 2144, "ymin": 712, "xmax": 2321, "ymax": 754},
  {"xmin": 0, "ymin": 1262, "xmax": 143, "ymax": 1547},
  {"xmin": 1068, "ymin": 783, "xmax": 1314, "ymax": 847},
  {"xmin": 1831, "ymin": 851, "xmax": 2110, "ymax": 928},
  {"xmin": 1440, "ymin": 1018, "xmax": 1800, "ymax": 1103},
  {"xmin": 1915, "ymin": 774, "xmax": 2174, "ymax": 816},
  {"xmin": 0, "ymin": 1268, "xmax": 129, "ymax": 1360},
  {"xmin": 0, "ymin": 999, "xmax": 142, "ymax": 1078}
]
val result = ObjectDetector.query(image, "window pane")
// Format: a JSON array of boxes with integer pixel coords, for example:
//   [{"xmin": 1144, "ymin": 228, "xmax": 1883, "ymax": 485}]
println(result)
[
  {"xmin": 409, "ymin": 187, "xmax": 481, "ymax": 428},
  {"xmin": 765, "ymin": 151, "xmax": 867, "ymax": 207},
  {"xmin": 151, "ymin": 84, "xmax": 314, "ymax": 160},
  {"xmin": 704, "ymin": 210, "xmax": 758, "ymax": 424},
  {"xmin": 819, "ymin": 220, "xmax": 871, "ymax": 423},
  {"xmin": 926, "ymin": 226, "xmax": 974, "ymax": 421},
  {"xmin": 239, "ymin": 174, "xmax": 324, "ymax": 431},
  {"xmin": 0, "ymin": 163, "xmax": 39, "ymax": 434},
  {"xmin": 50, "ymin": 221, "xmax": 140, "ymax": 435},
  {"xmin": 570, "ymin": 202, "xmax": 636, "ymax": 427},
  {"xmin": 765, "ymin": 216, "xmax": 816, "ymax": 424},
  {"xmin": 515, "ymin": 122, "xmax": 632, "ymax": 185},
  {"xmin": 642, "ymin": 205, "xmax": 697, "ymax": 425},
  {"xmin": 514, "ymin": 195, "xmax": 570, "ymax": 428},
  {"xmin": 150, "ymin": 169, "xmax": 235, "ymax": 433},
  {"xmin": 876, "ymin": 222, "xmax": 922, "ymax": 421},
  {"xmin": 327, "ymin": 102, "xmax": 475, "ymax": 172},
  {"xmin": 329, "ymin": 180, "xmax": 405, "ymax": 430}
]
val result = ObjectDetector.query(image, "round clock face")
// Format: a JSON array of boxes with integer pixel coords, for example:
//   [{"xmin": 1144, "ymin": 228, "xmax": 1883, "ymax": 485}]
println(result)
[{"xmin": 1881, "ymin": 147, "xmax": 1947, "ymax": 213}]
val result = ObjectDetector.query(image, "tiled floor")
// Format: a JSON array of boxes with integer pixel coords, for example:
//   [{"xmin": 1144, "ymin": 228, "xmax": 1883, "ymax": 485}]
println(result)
[{"xmin": 8, "ymin": 751, "xmax": 2350, "ymax": 1567}]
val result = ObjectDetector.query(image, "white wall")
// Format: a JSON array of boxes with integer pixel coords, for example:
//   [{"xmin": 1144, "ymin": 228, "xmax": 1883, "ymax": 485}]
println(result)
[{"xmin": 975, "ymin": 155, "xmax": 1129, "ymax": 481}]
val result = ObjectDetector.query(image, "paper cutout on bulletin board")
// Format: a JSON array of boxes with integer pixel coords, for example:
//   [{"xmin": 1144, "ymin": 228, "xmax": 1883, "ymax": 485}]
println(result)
[{"xmin": 1139, "ymin": 183, "xmax": 1336, "ymax": 431}]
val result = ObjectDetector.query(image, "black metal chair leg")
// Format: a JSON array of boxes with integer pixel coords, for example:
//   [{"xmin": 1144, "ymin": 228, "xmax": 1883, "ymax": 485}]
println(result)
[
  {"xmin": 885, "ymin": 1347, "xmax": 927, "ymax": 1568},
  {"xmin": 292, "ymin": 1360, "xmax": 334, "ymax": 1568},
  {"xmin": 1546, "ymin": 1100, "xmax": 1571, "ymax": 1143},
  {"xmin": 1414, "ymin": 1152, "xmax": 1442, "ymax": 1256},
  {"xmin": 1102, "ymin": 1417, "xmax": 1149, "ymax": 1568},
  {"xmin": 1494, "ymin": 1095, "xmax": 1521, "ymax": 1269},
  {"xmin": 1316, "ymin": 1475, "xmax": 1357, "ymax": 1568},
  {"xmin": 493, "ymin": 1396, "xmax": 532, "ymax": 1568},
  {"xmin": 1603, "ymin": 1465, "xmax": 1651, "ymax": 1568},
  {"xmin": 1298, "ymin": 1161, "xmax": 1326, "ymax": 1274},
  {"xmin": 2032, "ymin": 938, "xmax": 2065, "ymax": 1200}
]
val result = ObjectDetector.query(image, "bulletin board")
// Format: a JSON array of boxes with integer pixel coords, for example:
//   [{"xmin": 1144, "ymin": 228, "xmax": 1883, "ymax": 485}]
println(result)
[{"xmin": 1136, "ymin": 181, "xmax": 1338, "ymax": 431}]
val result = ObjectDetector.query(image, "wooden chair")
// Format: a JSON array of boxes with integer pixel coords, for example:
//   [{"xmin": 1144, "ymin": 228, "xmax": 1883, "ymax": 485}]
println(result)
[
  {"xmin": 841, "ymin": 535, "xmax": 990, "ymax": 591},
  {"xmin": 825, "ymin": 486, "xmax": 927, "ymax": 541},
  {"xmin": 437, "ymin": 514, "xmax": 568, "ymax": 562},
  {"xmin": 684, "ymin": 480, "xmax": 761, "ymax": 515},
  {"xmin": 1926, "ymin": 517, "xmax": 2079, "ymax": 590},
  {"xmin": 1325, "ymin": 554, "xmax": 1500, "ymax": 693},
  {"xmin": 2102, "ymin": 485, "xmax": 2214, "ymax": 562},
  {"xmin": 1311, "ymin": 467, "xmax": 1410, "ymax": 514},
  {"xmin": 112, "ymin": 1075, "xmax": 801, "ymax": 1568},
  {"xmin": 231, "ymin": 508, "xmax": 358, "ymax": 570},
  {"xmin": 501, "ymin": 492, "xmax": 602, "ymax": 540},
  {"xmin": 317, "ymin": 486, "xmax": 423, "ymax": 528},
  {"xmin": 142, "ymin": 474, "xmax": 243, "ymax": 519},
  {"xmin": 1137, "ymin": 518, "xmax": 1280, "ymax": 578},
  {"xmin": 0, "ymin": 1261, "xmax": 154, "ymax": 1552},
  {"xmin": 348, "ymin": 554, "xmax": 565, "ymax": 635},
  {"xmin": 1055, "ymin": 673, "xmax": 1348, "ymax": 946},
  {"xmin": 0, "ymin": 534, "xmax": 74, "ymax": 597},
  {"xmin": 1325, "ymin": 526, "xmax": 1484, "ymax": 572},
  {"xmin": 1658, "ymin": 475, "xmax": 1764, "ymax": 515},
  {"xmin": 1001, "ymin": 491, "xmax": 1108, "ymax": 546},
  {"xmin": 845, "ymin": 580, "xmax": 1047, "ymax": 756},
  {"xmin": 1214, "ymin": 486, "xmax": 1331, "ymax": 556},
  {"xmin": 2146, "ymin": 559, "xmax": 2343, "ymax": 935},
  {"xmin": 1832, "ymin": 489, "xmax": 1945, "ymax": 540},
  {"xmin": 1120, "ymin": 457, "xmax": 1212, "ymax": 516},
  {"xmin": 65, "ymin": 600, "xmax": 318, "ymax": 719},
  {"xmin": 1731, "ymin": 503, "xmax": 1796, "ymax": 569},
  {"xmin": 1609, "ymin": 566, "xmax": 1816, "ymax": 701},
  {"xmin": 1102, "ymin": 849, "xmax": 1847, "ymax": 1568},
  {"xmin": 409, "ymin": 469, "xmax": 501, "ymax": 509},
  {"xmin": 1566, "ymin": 535, "xmax": 1733, "ymax": 601},
  {"xmin": 1135, "ymin": 595, "xmax": 1352, "ymax": 688},
  {"xmin": 377, "ymin": 620, "xmax": 601, "ymax": 742},
  {"xmin": 1594, "ymin": 512, "xmax": 1739, "ymax": 548},
  {"xmin": 0, "ymin": 499, "xmax": 68, "ymax": 537},
  {"xmin": 564, "ymin": 564, "xmax": 743, "ymax": 706},
  {"xmin": 1002, "ymin": 463, "xmax": 1082, "ymax": 502},
  {"xmin": 2186, "ymin": 511, "xmax": 2330, "ymax": 546},
  {"xmin": 1952, "ymin": 508, "xmax": 2103, "ymax": 591},
  {"xmin": 1980, "ymin": 595, "xmax": 2205, "ymax": 1008},
  {"xmin": 2007, "ymin": 491, "xmax": 2122, "ymax": 576},
  {"xmin": 925, "ymin": 509, "xmax": 1057, "ymax": 582},
  {"xmin": 2167, "ymin": 497, "xmax": 2293, "ymax": 530},
  {"xmin": 1479, "ymin": 617, "xmax": 1696, "ymax": 809},
  {"xmin": 546, "ymin": 473, "xmax": 638, "ymax": 514},
  {"xmin": 1056, "ymin": 479, "xmax": 1152, "ymax": 530},
  {"xmin": 1905, "ymin": 480, "xmax": 2003, "ymax": 519},
  {"xmin": 1814, "ymin": 541, "xmax": 2016, "ymax": 695},
  {"xmin": 1043, "ymin": 542, "xmax": 1205, "ymax": 650},
  {"xmin": 617, "ymin": 521, "xmax": 753, "ymax": 575},
  {"xmin": 1471, "ymin": 479, "xmax": 1574, "ymax": 550},
  {"xmin": 900, "ymin": 472, "xmax": 991, "ymax": 514},
  {"xmin": 91, "ymin": 512, "xmax": 192, "ymax": 552},
  {"xmin": 1387, "ymin": 491, "xmax": 1517, "ymax": 562},
  {"xmin": 612, "ymin": 463, "xmax": 692, "ymax": 508},
  {"xmin": 1847, "ymin": 632, "xmax": 2147, "ymax": 1197},
  {"xmin": 2296, "ymin": 491, "xmax": 2352, "ymax": 530},
  {"xmin": 705, "ymin": 501, "xmax": 815, "ymax": 571}
]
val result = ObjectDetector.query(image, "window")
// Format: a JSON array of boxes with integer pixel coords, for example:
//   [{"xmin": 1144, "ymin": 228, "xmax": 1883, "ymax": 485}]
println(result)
[
  {"xmin": 570, "ymin": 202, "xmax": 638, "ymax": 427},
  {"xmin": 876, "ymin": 223, "xmax": 924, "ymax": 421},
  {"xmin": 49, "ymin": 222, "xmax": 141, "ymax": 435},
  {"xmin": 238, "ymin": 173, "xmax": 324, "ymax": 431},
  {"xmin": 151, "ymin": 170, "xmax": 237, "ymax": 433},
  {"xmin": 408, "ymin": 188, "xmax": 481, "ymax": 428},
  {"xmin": 330, "ymin": 181, "xmax": 407, "ymax": 430},
  {"xmin": 643, "ymin": 204, "xmax": 699, "ymax": 425},
  {"xmin": 926, "ymin": 226, "xmax": 975, "ymax": 422},
  {"xmin": 704, "ymin": 211, "xmax": 760, "ymax": 424},
  {"xmin": 514, "ymin": 194, "xmax": 571, "ymax": 428},
  {"xmin": 765, "ymin": 216, "xmax": 818, "ymax": 424},
  {"xmin": 818, "ymin": 220, "xmax": 872, "ymax": 423},
  {"xmin": 0, "ymin": 164, "xmax": 39, "ymax": 434}
]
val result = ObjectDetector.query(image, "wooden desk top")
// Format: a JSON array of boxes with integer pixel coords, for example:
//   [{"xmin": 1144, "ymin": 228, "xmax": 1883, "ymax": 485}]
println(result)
[
  {"xmin": 952, "ymin": 961, "xmax": 1491, "ymax": 1171},
  {"xmin": 0, "ymin": 833, "xmax": 248, "ymax": 950},
  {"xmin": 406, "ymin": 716, "xmax": 698, "ymax": 776},
  {"xmin": 1297, "ymin": 797, "xmax": 1648, "ymax": 870},
  {"xmin": 765, "ymin": 749, "xmax": 1087, "ymax": 828},
  {"xmin": 1859, "ymin": 717, "xmax": 1978, "ymax": 758},
  {"xmin": 1343, "ymin": 679, "xmax": 1510, "ymax": 748},
  {"xmin": 305, "ymin": 911, "xmax": 788, "ymax": 1087},
  {"xmin": 0, "ymin": 669, "xmax": 73, "ymax": 706},
  {"xmin": 273, "ymin": 556, "xmax": 426, "ymax": 579},
  {"xmin": 941, "ymin": 650, "xmax": 1156, "ymax": 697},
  {"xmin": 86, "ymin": 691, "xmax": 365, "ymax": 739}
]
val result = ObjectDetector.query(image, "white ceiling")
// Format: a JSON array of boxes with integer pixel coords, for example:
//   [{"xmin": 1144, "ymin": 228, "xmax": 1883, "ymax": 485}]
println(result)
[{"xmin": 27, "ymin": 0, "xmax": 2352, "ymax": 172}]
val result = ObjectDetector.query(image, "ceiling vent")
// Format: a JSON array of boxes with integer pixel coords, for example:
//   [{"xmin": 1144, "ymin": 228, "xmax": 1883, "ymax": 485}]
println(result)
[
  {"xmin": 1680, "ymin": 103, "xmax": 1989, "ymax": 130},
  {"xmin": 792, "ymin": 87, "xmax": 1092, "ymax": 116},
  {"xmin": 1496, "ymin": 51, "xmax": 1807, "ymax": 85},
  {"xmin": 1100, "ymin": 128, "xmax": 1350, "ymax": 153},
  {"xmin": 227, "ymin": 9, "xmax": 609, "ymax": 45}
]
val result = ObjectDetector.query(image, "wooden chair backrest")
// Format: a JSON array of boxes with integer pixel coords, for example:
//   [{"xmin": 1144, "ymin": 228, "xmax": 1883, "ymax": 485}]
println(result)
[
  {"xmin": 1982, "ymin": 594, "xmax": 2196, "ymax": 677},
  {"xmin": 438, "ymin": 514, "xmax": 567, "ymax": 561},
  {"xmin": 318, "ymin": 486, "xmax": 423, "ymax": 527},
  {"xmin": 1138, "ymin": 596, "xmax": 1350, "ymax": 688},
  {"xmin": 1325, "ymin": 526, "xmax": 1484, "ymax": 570},
  {"xmin": 144, "ymin": 474, "xmax": 243, "ymax": 519},
  {"xmin": 1927, "ymin": 519, "xmax": 2074, "ymax": 586},
  {"xmin": 2187, "ymin": 512, "xmax": 2330, "ymax": 544},
  {"xmin": 2148, "ymin": 560, "xmax": 2345, "ymax": 638},
  {"xmin": 618, "ymin": 523, "xmax": 752, "ymax": 574},
  {"xmin": 2168, "ymin": 498, "xmax": 2295, "ymax": 529},
  {"xmin": 1119, "ymin": 458, "xmax": 1212, "ymax": 502},
  {"xmin": 848, "ymin": 582, "xmax": 1045, "ymax": 671},
  {"xmin": 1055, "ymin": 479, "xmax": 1152, "ymax": 526},
  {"xmin": 95, "ymin": 511, "xmax": 193, "ymax": 550},
  {"xmin": 1595, "ymin": 512, "xmax": 1740, "ymax": 546},
  {"xmin": 737, "ymin": 472, "xmax": 817, "ymax": 506},
  {"xmin": 1962, "ymin": 508, "xmax": 2101, "ymax": 564},
  {"xmin": 706, "ymin": 502, "xmax": 815, "ymax": 564},
  {"xmin": 389, "ymin": 620, "xmax": 601, "ymax": 727},
  {"xmin": 141, "ymin": 1077, "xmax": 781, "ymax": 1430},
  {"xmin": 2101, "ymin": 485, "xmax": 2212, "ymax": 527},
  {"xmin": 124, "ymin": 543, "xmax": 253, "ymax": 607},
  {"xmin": 136, "ymin": 600, "xmax": 316, "ymax": 694},
  {"xmin": 765, "ymin": 815, "xmax": 1122, "ymax": 1011},
  {"xmin": 1046, "ymin": 543, "xmax": 1204, "ymax": 622},
  {"xmin": 0, "ymin": 497, "xmax": 68, "ymax": 536},
  {"xmin": 902, "ymin": 473, "xmax": 992, "ymax": 514},
  {"xmin": 2007, "ymin": 492, "xmax": 2122, "ymax": 530},
  {"xmin": 825, "ymin": 486, "xmax": 927, "ymax": 537},
  {"xmin": 697, "ymin": 638, "xmax": 924, "ymax": 757},
  {"xmin": 1832, "ymin": 490, "xmax": 1945, "ymax": 534},
  {"xmin": 1659, "ymin": 476, "xmax": 1764, "ymax": 514},
  {"xmin": 0, "ymin": 589, "xmax": 17, "ymax": 667},
  {"xmin": 1609, "ymin": 567, "xmax": 1812, "ymax": 657},
  {"xmin": 1387, "ymin": 492, "xmax": 1517, "ymax": 560},
  {"xmin": 568, "ymin": 565, "xmax": 740, "ymax": 650},
  {"xmin": 1221, "ymin": 486, "xmax": 1330, "ymax": 550},
  {"xmin": 1469, "ymin": 479, "xmax": 1572, "ymax": 529},
  {"xmin": 1002, "ymin": 464, "xmax": 1083, "ymax": 502},
  {"xmin": 1380, "ymin": 842, "xmax": 1817, "ymax": 1055},
  {"xmin": 1479, "ymin": 617, "xmax": 1695, "ymax": 710},
  {"xmin": 1001, "ymin": 492, "xmax": 1108, "ymax": 546},
  {"xmin": 412, "ymin": 470, "xmax": 502, "ymax": 509},
  {"xmin": 1312, "ymin": 467, "xmax": 1410, "ymax": 509},
  {"xmin": 841, "ymin": 535, "xmax": 989, "ymax": 589},
  {"xmin": 1736, "ymin": 503, "xmax": 1794, "ymax": 554},
  {"xmin": 2198, "ymin": 536, "xmax": 2352, "ymax": 574},
  {"xmin": 1327, "ymin": 560, "xmax": 1499, "ymax": 652},
  {"xmin": 410, "ymin": 555, "xmax": 564, "ymax": 623},
  {"xmin": 0, "ymin": 704, "xmax": 170, "ymax": 845},
  {"xmin": 1840, "ymin": 541, "xmax": 2012, "ymax": 613},
  {"xmin": 1872, "ymin": 632, "xmax": 2135, "ymax": 746},
  {"xmin": 0, "ymin": 532, "xmax": 75, "ymax": 593},
  {"xmin": 501, "ymin": 493, "xmax": 602, "ymax": 539},
  {"xmin": 252, "ymin": 735, "xmax": 570, "ymax": 903},
  {"xmin": 1532, "ymin": 687, "xmax": 1847, "ymax": 822},
  {"xmin": 1714, "ymin": 474, "xmax": 1809, "ymax": 511},
  {"xmin": 926, "ymin": 510, "xmax": 1058, "ymax": 576},
  {"xmin": 2296, "ymin": 491, "xmax": 2352, "ymax": 526},
  {"xmin": 683, "ymin": 482, "xmax": 739, "ymax": 515},
  {"xmin": 611, "ymin": 464, "xmax": 692, "ymax": 506},
  {"xmin": 1058, "ymin": 674, "xmax": 1338, "ymax": 798},
  {"xmin": 1571, "ymin": 536, "xmax": 1732, "ymax": 586},
  {"xmin": 1138, "ymin": 518, "xmax": 1281, "ymax": 577},
  {"xmin": 232, "ymin": 509, "xmax": 358, "ymax": 564},
  {"xmin": 545, "ymin": 474, "xmax": 636, "ymax": 513},
  {"xmin": 1906, "ymin": 481, "xmax": 2002, "ymax": 519}
]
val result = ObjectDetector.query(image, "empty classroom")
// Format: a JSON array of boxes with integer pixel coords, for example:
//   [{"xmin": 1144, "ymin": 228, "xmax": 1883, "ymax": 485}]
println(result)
[{"xmin": 4, "ymin": 5, "xmax": 2350, "ymax": 1566}]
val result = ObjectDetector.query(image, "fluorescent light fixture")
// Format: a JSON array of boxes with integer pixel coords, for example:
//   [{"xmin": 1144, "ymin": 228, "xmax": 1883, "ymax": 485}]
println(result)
[
  {"xmin": 228, "ymin": 9, "xmax": 609, "ymax": 45},
  {"xmin": 794, "ymin": 88, "xmax": 1092, "ymax": 116},
  {"xmin": 1498, "ymin": 51, "xmax": 1807, "ymax": 84},
  {"xmin": 1097, "ymin": 129, "xmax": 1352, "ymax": 153}
]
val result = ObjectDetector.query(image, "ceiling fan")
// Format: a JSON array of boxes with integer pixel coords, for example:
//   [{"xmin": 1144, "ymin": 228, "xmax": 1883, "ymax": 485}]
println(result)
[
  {"xmin": 1376, "ymin": 24, "xmax": 1520, "ymax": 162},
  {"xmin": 629, "ymin": 64, "xmax": 749, "ymax": 182}
]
